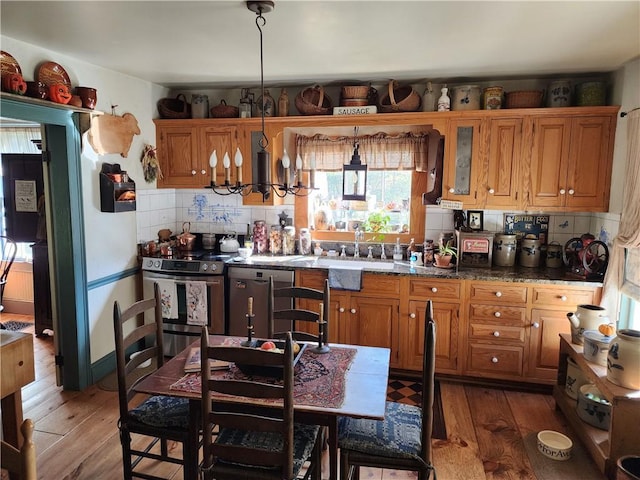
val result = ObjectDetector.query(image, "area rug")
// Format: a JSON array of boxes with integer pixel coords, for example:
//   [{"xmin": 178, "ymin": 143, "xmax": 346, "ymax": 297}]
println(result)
[
  {"xmin": 523, "ymin": 431, "xmax": 606, "ymax": 480},
  {"xmin": 0, "ymin": 320, "xmax": 33, "ymax": 331},
  {"xmin": 170, "ymin": 346, "xmax": 357, "ymax": 410},
  {"xmin": 97, "ymin": 359, "xmax": 157, "ymax": 391}
]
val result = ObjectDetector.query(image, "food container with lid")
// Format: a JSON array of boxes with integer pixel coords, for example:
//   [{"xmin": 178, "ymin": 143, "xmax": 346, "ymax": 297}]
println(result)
[
  {"xmin": 493, "ymin": 234, "xmax": 517, "ymax": 267},
  {"xmin": 565, "ymin": 357, "xmax": 590, "ymax": 399},
  {"xmin": 451, "ymin": 85, "xmax": 481, "ymax": 111},
  {"xmin": 299, "ymin": 228, "xmax": 312, "ymax": 255},
  {"xmin": 519, "ymin": 237, "xmax": 541, "ymax": 268},
  {"xmin": 582, "ymin": 329, "xmax": 613, "ymax": 366},
  {"xmin": 253, "ymin": 220, "xmax": 268, "ymax": 254},
  {"xmin": 545, "ymin": 241, "xmax": 563, "ymax": 268},
  {"xmin": 607, "ymin": 329, "xmax": 640, "ymax": 390}
]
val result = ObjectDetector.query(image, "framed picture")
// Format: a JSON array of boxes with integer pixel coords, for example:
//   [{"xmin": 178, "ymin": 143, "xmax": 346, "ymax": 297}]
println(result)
[{"xmin": 467, "ymin": 210, "xmax": 484, "ymax": 231}]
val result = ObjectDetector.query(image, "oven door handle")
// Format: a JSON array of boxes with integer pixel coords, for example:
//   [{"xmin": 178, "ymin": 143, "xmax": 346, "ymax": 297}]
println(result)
[{"xmin": 143, "ymin": 272, "xmax": 223, "ymax": 286}]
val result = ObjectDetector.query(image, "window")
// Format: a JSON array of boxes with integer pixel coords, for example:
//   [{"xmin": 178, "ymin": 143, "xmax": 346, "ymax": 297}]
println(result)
[
  {"xmin": 293, "ymin": 129, "xmax": 440, "ymax": 243},
  {"xmin": 620, "ymin": 247, "xmax": 640, "ymax": 330}
]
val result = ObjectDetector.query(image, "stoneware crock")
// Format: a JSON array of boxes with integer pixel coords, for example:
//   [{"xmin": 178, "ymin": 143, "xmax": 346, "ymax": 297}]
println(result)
[{"xmin": 607, "ymin": 329, "xmax": 640, "ymax": 390}]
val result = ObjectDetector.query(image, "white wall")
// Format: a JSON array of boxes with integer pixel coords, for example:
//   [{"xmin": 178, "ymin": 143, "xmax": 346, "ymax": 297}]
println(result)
[{"xmin": 1, "ymin": 35, "xmax": 169, "ymax": 362}]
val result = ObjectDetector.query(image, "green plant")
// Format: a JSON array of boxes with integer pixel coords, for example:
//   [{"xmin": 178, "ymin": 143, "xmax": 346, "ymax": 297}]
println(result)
[
  {"xmin": 436, "ymin": 242, "xmax": 457, "ymax": 258},
  {"xmin": 362, "ymin": 210, "xmax": 391, "ymax": 242}
]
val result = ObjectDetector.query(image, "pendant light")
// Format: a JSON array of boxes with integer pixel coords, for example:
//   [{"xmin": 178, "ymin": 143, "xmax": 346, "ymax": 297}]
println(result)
[
  {"xmin": 342, "ymin": 127, "xmax": 367, "ymax": 201},
  {"xmin": 207, "ymin": 1, "xmax": 314, "ymax": 201}
]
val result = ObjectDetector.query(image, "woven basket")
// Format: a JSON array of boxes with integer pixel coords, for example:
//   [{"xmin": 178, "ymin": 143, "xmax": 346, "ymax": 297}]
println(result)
[
  {"xmin": 295, "ymin": 85, "xmax": 333, "ymax": 115},
  {"xmin": 157, "ymin": 94, "xmax": 190, "ymax": 119},
  {"xmin": 378, "ymin": 80, "xmax": 421, "ymax": 113},
  {"xmin": 505, "ymin": 90, "xmax": 543, "ymax": 109},
  {"xmin": 210, "ymin": 99, "xmax": 239, "ymax": 118},
  {"xmin": 341, "ymin": 85, "xmax": 370, "ymax": 99}
]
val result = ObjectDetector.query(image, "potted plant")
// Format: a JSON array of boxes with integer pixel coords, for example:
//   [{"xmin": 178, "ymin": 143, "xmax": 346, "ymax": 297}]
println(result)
[
  {"xmin": 434, "ymin": 241, "xmax": 457, "ymax": 267},
  {"xmin": 362, "ymin": 210, "xmax": 391, "ymax": 242}
]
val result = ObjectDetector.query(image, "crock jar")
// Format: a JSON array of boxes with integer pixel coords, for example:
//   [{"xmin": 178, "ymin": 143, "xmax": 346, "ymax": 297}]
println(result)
[
  {"xmin": 493, "ymin": 234, "xmax": 517, "ymax": 267},
  {"xmin": 607, "ymin": 329, "xmax": 640, "ymax": 390},
  {"xmin": 545, "ymin": 241, "xmax": 563, "ymax": 268},
  {"xmin": 519, "ymin": 237, "xmax": 541, "ymax": 268}
]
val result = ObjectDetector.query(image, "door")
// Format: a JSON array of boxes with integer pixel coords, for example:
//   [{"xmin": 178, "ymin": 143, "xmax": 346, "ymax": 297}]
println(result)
[
  {"xmin": 156, "ymin": 124, "xmax": 200, "ymax": 187},
  {"xmin": 528, "ymin": 309, "xmax": 571, "ymax": 381},
  {"xmin": 199, "ymin": 125, "xmax": 238, "ymax": 187},
  {"xmin": 484, "ymin": 118, "xmax": 522, "ymax": 209},
  {"xmin": 442, "ymin": 118, "xmax": 483, "ymax": 207}
]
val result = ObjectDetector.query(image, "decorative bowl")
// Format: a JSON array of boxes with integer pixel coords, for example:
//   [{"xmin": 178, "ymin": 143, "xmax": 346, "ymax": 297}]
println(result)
[
  {"xmin": 536, "ymin": 430, "xmax": 573, "ymax": 461},
  {"xmin": 577, "ymin": 384, "xmax": 611, "ymax": 430},
  {"xmin": 237, "ymin": 247, "xmax": 253, "ymax": 259},
  {"xmin": 236, "ymin": 340, "xmax": 306, "ymax": 378}
]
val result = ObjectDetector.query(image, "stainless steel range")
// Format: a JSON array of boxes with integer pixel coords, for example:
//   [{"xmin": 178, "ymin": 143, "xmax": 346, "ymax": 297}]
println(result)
[{"xmin": 141, "ymin": 251, "xmax": 228, "ymax": 356}]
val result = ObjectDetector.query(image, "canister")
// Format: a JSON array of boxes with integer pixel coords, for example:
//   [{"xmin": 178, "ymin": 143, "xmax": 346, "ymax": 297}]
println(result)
[
  {"xmin": 269, "ymin": 225, "xmax": 282, "ymax": 254},
  {"xmin": 191, "ymin": 94, "xmax": 209, "ymax": 119},
  {"xmin": 299, "ymin": 228, "xmax": 312, "ymax": 255},
  {"xmin": 545, "ymin": 241, "xmax": 564, "ymax": 268},
  {"xmin": 546, "ymin": 80, "xmax": 572, "ymax": 107},
  {"xmin": 576, "ymin": 82, "xmax": 606, "ymax": 106},
  {"xmin": 519, "ymin": 237, "xmax": 541, "ymax": 268},
  {"xmin": 565, "ymin": 357, "xmax": 590, "ymax": 400},
  {"xmin": 282, "ymin": 226, "xmax": 296, "ymax": 255},
  {"xmin": 493, "ymin": 234, "xmax": 517, "ymax": 267},
  {"xmin": 252, "ymin": 220, "xmax": 268, "ymax": 254},
  {"xmin": 583, "ymin": 330, "xmax": 613, "ymax": 366},
  {"xmin": 483, "ymin": 86, "xmax": 503, "ymax": 110},
  {"xmin": 451, "ymin": 85, "xmax": 481, "ymax": 111},
  {"xmin": 607, "ymin": 329, "xmax": 640, "ymax": 390}
]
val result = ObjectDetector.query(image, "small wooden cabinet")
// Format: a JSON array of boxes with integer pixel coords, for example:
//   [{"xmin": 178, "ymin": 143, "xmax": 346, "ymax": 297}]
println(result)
[
  {"xmin": 554, "ymin": 334, "xmax": 640, "ymax": 479},
  {"xmin": 484, "ymin": 117, "xmax": 523, "ymax": 209},
  {"xmin": 442, "ymin": 117, "xmax": 483, "ymax": 207}
]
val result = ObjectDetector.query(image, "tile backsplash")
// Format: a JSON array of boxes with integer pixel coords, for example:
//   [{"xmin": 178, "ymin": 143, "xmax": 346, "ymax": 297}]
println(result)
[{"xmin": 137, "ymin": 189, "xmax": 620, "ymax": 249}]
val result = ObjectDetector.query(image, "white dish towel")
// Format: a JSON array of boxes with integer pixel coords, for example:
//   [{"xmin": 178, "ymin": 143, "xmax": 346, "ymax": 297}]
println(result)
[
  {"xmin": 155, "ymin": 279, "xmax": 179, "ymax": 319},
  {"xmin": 186, "ymin": 281, "xmax": 208, "ymax": 326}
]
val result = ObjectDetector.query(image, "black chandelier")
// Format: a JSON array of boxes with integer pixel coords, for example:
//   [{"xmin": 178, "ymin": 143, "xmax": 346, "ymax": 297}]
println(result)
[{"xmin": 207, "ymin": 1, "xmax": 314, "ymax": 201}]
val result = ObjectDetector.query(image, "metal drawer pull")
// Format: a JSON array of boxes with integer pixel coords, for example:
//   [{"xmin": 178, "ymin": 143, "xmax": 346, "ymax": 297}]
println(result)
[
  {"xmin": 431, "ymin": 287, "xmax": 438, "ymax": 293},
  {"xmin": 410, "ymin": 313, "xmax": 416, "ymax": 319},
  {"xmin": 491, "ymin": 357, "xmax": 499, "ymax": 363},
  {"xmin": 495, "ymin": 291, "xmax": 502, "ymax": 297},
  {"xmin": 494, "ymin": 311, "xmax": 501, "ymax": 318},
  {"xmin": 493, "ymin": 331, "xmax": 500, "ymax": 337}
]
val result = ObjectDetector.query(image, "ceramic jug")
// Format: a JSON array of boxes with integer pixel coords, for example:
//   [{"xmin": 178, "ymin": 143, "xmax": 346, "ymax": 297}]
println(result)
[
  {"xmin": 567, "ymin": 304, "xmax": 609, "ymax": 344},
  {"xmin": 607, "ymin": 329, "xmax": 640, "ymax": 390}
]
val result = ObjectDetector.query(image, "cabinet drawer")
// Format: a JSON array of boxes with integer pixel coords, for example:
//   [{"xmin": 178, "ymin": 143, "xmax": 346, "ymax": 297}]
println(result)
[
  {"xmin": 531, "ymin": 287, "xmax": 598, "ymax": 308},
  {"xmin": 469, "ymin": 304, "xmax": 526, "ymax": 324},
  {"xmin": 296, "ymin": 270, "xmax": 327, "ymax": 290},
  {"xmin": 467, "ymin": 343, "xmax": 523, "ymax": 376},
  {"xmin": 469, "ymin": 283, "xmax": 528, "ymax": 304},
  {"xmin": 362, "ymin": 274, "xmax": 400, "ymax": 296},
  {"xmin": 409, "ymin": 279, "xmax": 461, "ymax": 300},
  {"xmin": 468, "ymin": 323, "xmax": 526, "ymax": 344}
]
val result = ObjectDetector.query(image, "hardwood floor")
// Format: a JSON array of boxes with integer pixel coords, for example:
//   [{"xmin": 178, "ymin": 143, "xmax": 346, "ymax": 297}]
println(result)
[{"xmin": 1, "ymin": 312, "xmax": 602, "ymax": 480}]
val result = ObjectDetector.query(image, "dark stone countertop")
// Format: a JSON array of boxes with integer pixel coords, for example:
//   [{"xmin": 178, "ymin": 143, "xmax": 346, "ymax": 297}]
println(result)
[{"xmin": 225, "ymin": 255, "xmax": 603, "ymax": 287}]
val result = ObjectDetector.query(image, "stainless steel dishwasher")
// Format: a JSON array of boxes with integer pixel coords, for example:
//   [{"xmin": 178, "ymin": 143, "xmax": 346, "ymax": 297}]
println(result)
[{"xmin": 227, "ymin": 267, "xmax": 294, "ymax": 338}]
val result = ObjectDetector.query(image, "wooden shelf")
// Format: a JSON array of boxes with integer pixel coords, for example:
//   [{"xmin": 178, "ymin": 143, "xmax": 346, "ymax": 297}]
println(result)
[{"xmin": 556, "ymin": 334, "xmax": 640, "ymax": 479}]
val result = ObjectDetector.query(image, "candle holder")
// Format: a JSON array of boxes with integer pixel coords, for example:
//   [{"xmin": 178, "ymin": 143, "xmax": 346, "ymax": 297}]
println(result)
[
  {"xmin": 241, "ymin": 312, "xmax": 257, "ymax": 347},
  {"xmin": 310, "ymin": 318, "xmax": 330, "ymax": 354}
]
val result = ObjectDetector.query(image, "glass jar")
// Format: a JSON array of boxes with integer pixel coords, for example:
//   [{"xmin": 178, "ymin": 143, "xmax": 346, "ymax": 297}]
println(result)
[
  {"xmin": 269, "ymin": 225, "xmax": 282, "ymax": 255},
  {"xmin": 252, "ymin": 220, "xmax": 268, "ymax": 254},
  {"xmin": 299, "ymin": 228, "xmax": 312, "ymax": 255},
  {"xmin": 423, "ymin": 239, "xmax": 434, "ymax": 265},
  {"xmin": 282, "ymin": 226, "xmax": 296, "ymax": 255}
]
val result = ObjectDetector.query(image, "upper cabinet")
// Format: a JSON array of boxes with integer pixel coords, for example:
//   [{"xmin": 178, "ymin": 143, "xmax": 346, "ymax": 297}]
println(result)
[
  {"xmin": 154, "ymin": 107, "xmax": 617, "ymax": 212},
  {"xmin": 525, "ymin": 110, "xmax": 616, "ymax": 211}
]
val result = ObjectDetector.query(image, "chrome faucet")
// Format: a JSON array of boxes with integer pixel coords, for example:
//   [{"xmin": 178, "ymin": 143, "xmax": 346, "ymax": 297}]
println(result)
[
  {"xmin": 354, "ymin": 228, "xmax": 364, "ymax": 258},
  {"xmin": 380, "ymin": 243, "xmax": 387, "ymax": 260}
]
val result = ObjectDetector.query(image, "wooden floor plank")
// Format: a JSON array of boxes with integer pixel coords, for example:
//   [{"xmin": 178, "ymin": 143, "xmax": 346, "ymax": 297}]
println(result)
[
  {"xmin": 465, "ymin": 385, "xmax": 536, "ymax": 480},
  {"xmin": 504, "ymin": 389, "xmax": 570, "ymax": 437},
  {"xmin": 432, "ymin": 382, "xmax": 486, "ymax": 480}
]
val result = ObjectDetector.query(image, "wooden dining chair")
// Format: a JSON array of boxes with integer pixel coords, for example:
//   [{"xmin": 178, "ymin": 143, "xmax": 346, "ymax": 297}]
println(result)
[
  {"xmin": 338, "ymin": 299, "xmax": 437, "ymax": 480},
  {"xmin": 0, "ymin": 418, "xmax": 37, "ymax": 480},
  {"xmin": 0, "ymin": 235, "xmax": 17, "ymax": 312},
  {"xmin": 200, "ymin": 328, "xmax": 323, "ymax": 480},
  {"xmin": 267, "ymin": 276, "xmax": 330, "ymax": 348},
  {"xmin": 113, "ymin": 282, "xmax": 198, "ymax": 480}
]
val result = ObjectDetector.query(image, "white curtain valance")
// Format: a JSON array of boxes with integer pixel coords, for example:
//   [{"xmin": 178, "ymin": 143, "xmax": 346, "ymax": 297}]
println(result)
[
  {"xmin": 295, "ymin": 132, "xmax": 430, "ymax": 171},
  {"xmin": 0, "ymin": 127, "xmax": 41, "ymax": 154}
]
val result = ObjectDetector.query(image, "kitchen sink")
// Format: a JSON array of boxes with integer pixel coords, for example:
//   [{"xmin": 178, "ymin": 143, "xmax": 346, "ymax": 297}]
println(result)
[
  {"xmin": 247, "ymin": 255, "xmax": 307, "ymax": 263},
  {"xmin": 315, "ymin": 257, "xmax": 396, "ymax": 271}
]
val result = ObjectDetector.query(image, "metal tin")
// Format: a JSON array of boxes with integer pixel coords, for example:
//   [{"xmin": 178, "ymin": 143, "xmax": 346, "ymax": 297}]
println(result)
[
  {"xmin": 483, "ymin": 86, "xmax": 503, "ymax": 110},
  {"xmin": 493, "ymin": 233, "xmax": 517, "ymax": 267}
]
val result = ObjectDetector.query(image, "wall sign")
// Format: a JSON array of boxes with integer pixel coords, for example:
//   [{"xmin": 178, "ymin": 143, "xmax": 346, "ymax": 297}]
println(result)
[{"xmin": 14, "ymin": 179, "xmax": 37, "ymax": 212}]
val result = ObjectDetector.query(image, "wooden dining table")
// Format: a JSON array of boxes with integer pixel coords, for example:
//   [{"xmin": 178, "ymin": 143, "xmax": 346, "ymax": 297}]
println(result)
[{"xmin": 134, "ymin": 335, "xmax": 390, "ymax": 480}]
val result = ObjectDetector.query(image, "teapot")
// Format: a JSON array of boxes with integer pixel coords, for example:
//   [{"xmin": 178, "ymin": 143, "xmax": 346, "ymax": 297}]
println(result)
[
  {"xmin": 567, "ymin": 304, "xmax": 609, "ymax": 344},
  {"xmin": 219, "ymin": 234, "xmax": 240, "ymax": 253},
  {"xmin": 177, "ymin": 222, "xmax": 196, "ymax": 251}
]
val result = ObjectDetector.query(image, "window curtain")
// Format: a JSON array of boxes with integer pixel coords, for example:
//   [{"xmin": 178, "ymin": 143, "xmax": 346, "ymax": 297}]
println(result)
[
  {"xmin": 601, "ymin": 109, "xmax": 640, "ymax": 328},
  {"xmin": 0, "ymin": 127, "xmax": 41, "ymax": 154},
  {"xmin": 295, "ymin": 132, "xmax": 429, "ymax": 171}
]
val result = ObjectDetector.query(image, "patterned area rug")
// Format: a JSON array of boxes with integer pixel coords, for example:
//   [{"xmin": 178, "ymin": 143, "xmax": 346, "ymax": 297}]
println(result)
[
  {"xmin": 387, "ymin": 378, "xmax": 447, "ymax": 440},
  {"xmin": 0, "ymin": 320, "xmax": 33, "ymax": 331},
  {"xmin": 170, "ymin": 346, "xmax": 357, "ymax": 409}
]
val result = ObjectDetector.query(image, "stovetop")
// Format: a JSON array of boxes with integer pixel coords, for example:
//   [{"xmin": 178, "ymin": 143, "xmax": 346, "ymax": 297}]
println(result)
[{"xmin": 141, "ymin": 250, "xmax": 231, "ymax": 275}]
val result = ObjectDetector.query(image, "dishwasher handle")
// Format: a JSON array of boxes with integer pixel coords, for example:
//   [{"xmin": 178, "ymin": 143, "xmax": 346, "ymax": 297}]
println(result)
[{"xmin": 233, "ymin": 279, "xmax": 270, "ymax": 289}]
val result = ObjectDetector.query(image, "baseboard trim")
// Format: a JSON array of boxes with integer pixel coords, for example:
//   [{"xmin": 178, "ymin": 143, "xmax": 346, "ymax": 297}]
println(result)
[{"xmin": 1, "ymin": 300, "xmax": 34, "ymax": 316}]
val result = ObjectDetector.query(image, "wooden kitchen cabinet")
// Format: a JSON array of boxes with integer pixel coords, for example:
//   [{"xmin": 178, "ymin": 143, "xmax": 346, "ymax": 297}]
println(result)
[
  {"xmin": 483, "ymin": 117, "xmax": 523, "ymax": 209},
  {"xmin": 155, "ymin": 120, "xmax": 239, "ymax": 188},
  {"xmin": 442, "ymin": 117, "xmax": 483, "ymax": 207},
  {"xmin": 528, "ymin": 284, "xmax": 601, "ymax": 382},
  {"xmin": 403, "ymin": 278, "xmax": 462, "ymax": 373},
  {"xmin": 526, "ymin": 110, "xmax": 616, "ymax": 211}
]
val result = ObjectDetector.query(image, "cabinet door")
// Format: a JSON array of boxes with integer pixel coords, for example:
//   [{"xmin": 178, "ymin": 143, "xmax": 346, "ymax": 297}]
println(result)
[
  {"xmin": 405, "ymin": 300, "xmax": 459, "ymax": 373},
  {"xmin": 442, "ymin": 118, "xmax": 483, "ymax": 207},
  {"xmin": 199, "ymin": 125, "xmax": 238, "ymax": 187},
  {"xmin": 528, "ymin": 117, "xmax": 571, "ymax": 208},
  {"xmin": 565, "ymin": 116, "xmax": 613, "ymax": 210},
  {"xmin": 484, "ymin": 118, "xmax": 522, "ymax": 209},
  {"xmin": 345, "ymin": 296, "xmax": 400, "ymax": 368},
  {"xmin": 157, "ymin": 125, "xmax": 200, "ymax": 188},
  {"xmin": 528, "ymin": 309, "xmax": 572, "ymax": 381}
]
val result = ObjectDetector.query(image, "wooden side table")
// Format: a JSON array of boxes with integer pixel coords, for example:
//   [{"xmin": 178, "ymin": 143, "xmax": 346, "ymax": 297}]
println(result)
[
  {"xmin": 554, "ymin": 333, "xmax": 640, "ymax": 479},
  {"xmin": 1, "ymin": 331, "xmax": 35, "ymax": 448}
]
